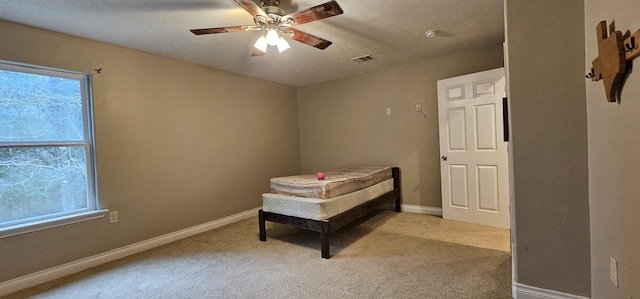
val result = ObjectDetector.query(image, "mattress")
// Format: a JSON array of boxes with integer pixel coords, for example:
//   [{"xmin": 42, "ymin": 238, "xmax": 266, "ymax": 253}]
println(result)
[
  {"xmin": 262, "ymin": 179, "xmax": 394, "ymax": 220},
  {"xmin": 270, "ymin": 166, "xmax": 392, "ymax": 199}
]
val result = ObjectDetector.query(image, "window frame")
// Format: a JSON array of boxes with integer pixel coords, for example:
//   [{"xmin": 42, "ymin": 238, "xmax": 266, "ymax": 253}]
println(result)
[{"xmin": 0, "ymin": 60, "xmax": 105, "ymax": 238}]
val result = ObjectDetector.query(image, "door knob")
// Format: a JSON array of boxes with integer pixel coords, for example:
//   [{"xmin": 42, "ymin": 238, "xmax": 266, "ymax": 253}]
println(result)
[{"xmin": 441, "ymin": 155, "xmax": 447, "ymax": 161}]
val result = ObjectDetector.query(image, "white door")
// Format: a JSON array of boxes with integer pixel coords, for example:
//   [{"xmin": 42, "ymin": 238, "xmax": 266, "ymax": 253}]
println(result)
[{"xmin": 437, "ymin": 68, "xmax": 510, "ymax": 228}]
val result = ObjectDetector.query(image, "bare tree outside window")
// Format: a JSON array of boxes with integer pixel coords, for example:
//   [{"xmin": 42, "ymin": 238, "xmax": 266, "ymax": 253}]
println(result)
[{"xmin": 0, "ymin": 63, "xmax": 97, "ymax": 229}]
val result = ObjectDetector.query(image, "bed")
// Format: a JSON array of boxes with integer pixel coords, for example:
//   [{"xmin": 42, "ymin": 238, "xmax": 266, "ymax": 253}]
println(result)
[{"xmin": 259, "ymin": 166, "xmax": 401, "ymax": 259}]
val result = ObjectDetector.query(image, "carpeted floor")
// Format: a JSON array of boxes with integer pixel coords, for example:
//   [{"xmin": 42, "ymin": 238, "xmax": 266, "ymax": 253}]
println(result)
[{"xmin": 4, "ymin": 211, "xmax": 512, "ymax": 299}]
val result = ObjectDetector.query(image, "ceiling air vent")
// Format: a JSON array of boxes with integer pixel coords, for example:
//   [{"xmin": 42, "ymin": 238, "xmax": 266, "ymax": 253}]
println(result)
[{"xmin": 351, "ymin": 55, "xmax": 376, "ymax": 63}]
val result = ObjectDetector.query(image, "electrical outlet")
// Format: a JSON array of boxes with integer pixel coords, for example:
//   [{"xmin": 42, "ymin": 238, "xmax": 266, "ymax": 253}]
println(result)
[
  {"xmin": 386, "ymin": 108, "xmax": 392, "ymax": 116},
  {"xmin": 109, "ymin": 211, "xmax": 119, "ymax": 224},
  {"xmin": 610, "ymin": 256, "xmax": 619, "ymax": 287},
  {"xmin": 416, "ymin": 103, "xmax": 422, "ymax": 112}
]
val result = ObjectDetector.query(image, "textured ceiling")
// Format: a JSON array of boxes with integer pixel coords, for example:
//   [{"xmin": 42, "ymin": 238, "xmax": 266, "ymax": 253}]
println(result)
[{"xmin": 0, "ymin": 0, "xmax": 504, "ymax": 87}]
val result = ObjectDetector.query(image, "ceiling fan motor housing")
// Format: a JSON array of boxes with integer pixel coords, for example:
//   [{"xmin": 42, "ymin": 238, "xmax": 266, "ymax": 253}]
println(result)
[{"xmin": 261, "ymin": 0, "xmax": 286, "ymax": 18}]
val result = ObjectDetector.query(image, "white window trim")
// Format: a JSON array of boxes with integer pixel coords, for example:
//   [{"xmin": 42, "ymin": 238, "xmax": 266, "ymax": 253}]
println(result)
[
  {"xmin": 0, "ymin": 209, "xmax": 108, "ymax": 238},
  {"xmin": 0, "ymin": 60, "xmax": 100, "ymax": 237}
]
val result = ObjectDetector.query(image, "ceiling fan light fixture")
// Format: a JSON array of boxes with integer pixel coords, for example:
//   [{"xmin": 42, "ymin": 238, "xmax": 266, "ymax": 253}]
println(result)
[
  {"xmin": 266, "ymin": 29, "xmax": 280, "ymax": 46},
  {"xmin": 277, "ymin": 37, "xmax": 290, "ymax": 53},
  {"xmin": 254, "ymin": 35, "xmax": 268, "ymax": 53}
]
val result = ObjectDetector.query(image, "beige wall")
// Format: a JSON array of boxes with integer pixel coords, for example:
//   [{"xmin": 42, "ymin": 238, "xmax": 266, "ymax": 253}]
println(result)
[
  {"xmin": 12, "ymin": 3, "xmax": 638, "ymax": 297},
  {"xmin": 297, "ymin": 45, "xmax": 504, "ymax": 207},
  {"xmin": 585, "ymin": 1, "xmax": 640, "ymax": 298},
  {"xmin": 0, "ymin": 20, "xmax": 300, "ymax": 282},
  {"xmin": 505, "ymin": 0, "xmax": 591, "ymax": 296}
]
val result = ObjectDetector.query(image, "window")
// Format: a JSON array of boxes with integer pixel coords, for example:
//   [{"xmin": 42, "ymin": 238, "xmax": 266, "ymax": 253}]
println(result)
[{"xmin": 0, "ymin": 60, "xmax": 102, "ymax": 237}]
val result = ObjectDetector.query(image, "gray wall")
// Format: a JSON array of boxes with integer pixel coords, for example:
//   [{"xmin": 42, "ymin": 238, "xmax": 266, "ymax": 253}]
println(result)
[
  {"xmin": 505, "ymin": 0, "xmax": 591, "ymax": 296},
  {"xmin": 585, "ymin": 1, "xmax": 640, "ymax": 298},
  {"xmin": 297, "ymin": 45, "xmax": 504, "ymax": 208},
  {"xmin": 0, "ymin": 20, "xmax": 301, "ymax": 282}
]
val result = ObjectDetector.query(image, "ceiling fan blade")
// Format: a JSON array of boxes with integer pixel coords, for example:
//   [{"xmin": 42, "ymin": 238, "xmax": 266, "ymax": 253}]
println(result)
[
  {"xmin": 191, "ymin": 25, "xmax": 259, "ymax": 35},
  {"xmin": 282, "ymin": 0, "xmax": 343, "ymax": 26},
  {"xmin": 234, "ymin": 0, "xmax": 270, "ymax": 21},
  {"xmin": 287, "ymin": 28, "xmax": 332, "ymax": 50}
]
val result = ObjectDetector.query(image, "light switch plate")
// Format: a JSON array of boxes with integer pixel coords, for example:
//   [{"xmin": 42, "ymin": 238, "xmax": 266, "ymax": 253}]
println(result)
[{"xmin": 610, "ymin": 256, "xmax": 618, "ymax": 287}]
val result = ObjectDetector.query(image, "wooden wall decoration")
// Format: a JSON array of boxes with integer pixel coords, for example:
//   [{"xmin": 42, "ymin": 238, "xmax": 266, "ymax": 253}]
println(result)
[{"xmin": 587, "ymin": 21, "xmax": 640, "ymax": 103}]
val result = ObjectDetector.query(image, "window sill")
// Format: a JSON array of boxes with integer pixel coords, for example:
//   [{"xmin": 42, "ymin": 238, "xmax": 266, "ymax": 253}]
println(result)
[{"xmin": 0, "ymin": 210, "xmax": 109, "ymax": 239}]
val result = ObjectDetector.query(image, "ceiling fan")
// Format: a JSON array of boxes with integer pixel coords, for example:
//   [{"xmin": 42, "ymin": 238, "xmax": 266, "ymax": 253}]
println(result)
[{"xmin": 190, "ymin": 0, "xmax": 343, "ymax": 56}]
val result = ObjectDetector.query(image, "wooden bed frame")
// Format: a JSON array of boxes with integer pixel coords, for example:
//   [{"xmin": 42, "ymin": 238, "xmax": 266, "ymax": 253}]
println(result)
[{"xmin": 259, "ymin": 167, "xmax": 401, "ymax": 259}]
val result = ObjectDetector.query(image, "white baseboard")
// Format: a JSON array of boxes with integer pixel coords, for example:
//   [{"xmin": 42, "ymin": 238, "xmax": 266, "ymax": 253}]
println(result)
[
  {"xmin": 514, "ymin": 283, "xmax": 590, "ymax": 299},
  {"xmin": 401, "ymin": 204, "xmax": 443, "ymax": 216},
  {"xmin": 0, "ymin": 208, "xmax": 260, "ymax": 297}
]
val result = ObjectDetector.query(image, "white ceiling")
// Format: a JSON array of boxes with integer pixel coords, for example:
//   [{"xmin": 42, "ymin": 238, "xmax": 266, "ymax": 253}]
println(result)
[{"xmin": 0, "ymin": 0, "xmax": 504, "ymax": 87}]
